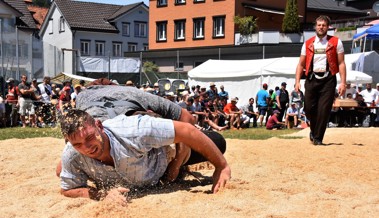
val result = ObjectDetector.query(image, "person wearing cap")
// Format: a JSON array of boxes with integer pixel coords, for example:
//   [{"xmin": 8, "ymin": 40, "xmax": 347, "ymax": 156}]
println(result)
[
  {"xmin": 5, "ymin": 78, "xmax": 19, "ymax": 127},
  {"xmin": 200, "ymin": 86, "xmax": 207, "ymax": 94},
  {"xmin": 18, "ymin": 74, "xmax": 37, "ymax": 128},
  {"xmin": 255, "ymin": 83, "xmax": 270, "ymax": 127},
  {"xmin": 295, "ymin": 15, "xmax": 347, "ymax": 145},
  {"xmin": 343, "ymin": 81, "xmax": 357, "ymax": 99},
  {"xmin": 218, "ymin": 85, "xmax": 229, "ymax": 100},
  {"xmin": 285, "ymin": 102, "xmax": 299, "ymax": 129},
  {"xmin": 275, "ymin": 82, "xmax": 289, "ymax": 123},
  {"xmin": 59, "ymin": 86, "xmax": 72, "ymax": 113},
  {"xmin": 206, "ymin": 82, "xmax": 218, "ymax": 100},
  {"xmin": 266, "ymin": 110, "xmax": 285, "ymax": 130},
  {"xmin": 70, "ymin": 84, "xmax": 82, "ymax": 107},
  {"xmin": 223, "ymin": 97, "xmax": 242, "ymax": 130}
]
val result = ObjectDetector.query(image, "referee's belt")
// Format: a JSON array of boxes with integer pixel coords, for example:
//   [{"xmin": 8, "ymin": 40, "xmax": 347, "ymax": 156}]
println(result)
[{"xmin": 311, "ymin": 71, "xmax": 329, "ymax": 79}]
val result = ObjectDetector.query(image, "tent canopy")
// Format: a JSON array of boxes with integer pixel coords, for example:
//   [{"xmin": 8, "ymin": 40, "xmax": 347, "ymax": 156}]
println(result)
[
  {"xmin": 188, "ymin": 59, "xmax": 277, "ymax": 78},
  {"xmin": 51, "ymin": 72, "xmax": 95, "ymax": 86},
  {"xmin": 353, "ymin": 24, "xmax": 379, "ymax": 40}
]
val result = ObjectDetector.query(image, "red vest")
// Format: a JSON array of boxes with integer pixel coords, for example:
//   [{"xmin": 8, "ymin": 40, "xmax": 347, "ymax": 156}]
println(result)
[{"xmin": 305, "ymin": 35, "xmax": 339, "ymax": 76}]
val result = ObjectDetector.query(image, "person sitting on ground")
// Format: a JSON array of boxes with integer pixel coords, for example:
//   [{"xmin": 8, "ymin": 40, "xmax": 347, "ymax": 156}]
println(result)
[
  {"xmin": 242, "ymin": 97, "xmax": 259, "ymax": 128},
  {"xmin": 285, "ymin": 102, "xmax": 299, "ymax": 129},
  {"xmin": 223, "ymin": 97, "xmax": 242, "ymax": 130},
  {"xmin": 59, "ymin": 109, "xmax": 231, "ymax": 201},
  {"xmin": 354, "ymin": 94, "xmax": 369, "ymax": 126},
  {"xmin": 266, "ymin": 110, "xmax": 285, "ymax": 130}
]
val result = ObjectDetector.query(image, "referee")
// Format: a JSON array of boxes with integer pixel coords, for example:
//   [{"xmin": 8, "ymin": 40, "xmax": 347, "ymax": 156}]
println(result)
[{"xmin": 295, "ymin": 15, "xmax": 346, "ymax": 145}]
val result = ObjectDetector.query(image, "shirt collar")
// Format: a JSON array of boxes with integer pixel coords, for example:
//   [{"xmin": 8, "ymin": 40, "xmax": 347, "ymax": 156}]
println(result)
[{"xmin": 315, "ymin": 35, "xmax": 327, "ymax": 43}]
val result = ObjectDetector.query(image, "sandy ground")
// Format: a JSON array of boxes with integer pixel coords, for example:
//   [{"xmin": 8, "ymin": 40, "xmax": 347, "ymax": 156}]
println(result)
[{"xmin": 0, "ymin": 127, "xmax": 378, "ymax": 218}]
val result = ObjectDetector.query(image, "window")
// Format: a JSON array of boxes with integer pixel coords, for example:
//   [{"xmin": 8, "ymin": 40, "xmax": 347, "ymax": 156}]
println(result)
[
  {"xmin": 112, "ymin": 42, "xmax": 122, "ymax": 57},
  {"xmin": 59, "ymin": 17, "xmax": 65, "ymax": 32},
  {"xmin": 194, "ymin": 0, "xmax": 205, "ymax": 3},
  {"xmin": 175, "ymin": 0, "xmax": 186, "ymax": 4},
  {"xmin": 157, "ymin": 0, "xmax": 167, "ymax": 7},
  {"xmin": 175, "ymin": 62, "xmax": 184, "ymax": 71},
  {"xmin": 122, "ymin": 22, "xmax": 130, "ymax": 36},
  {"xmin": 156, "ymin": 21, "xmax": 167, "ymax": 42},
  {"xmin": 134, "ymin": 22, "xmax": 147, "ymax": 37},
  {"xmin": 213, "ymin": 16, "xmax": 225, "ymax": 38},
  {"xmin": 174, "ymin": 20, "xmax": 186, "ymax": 40},
  {"xmin": 193, "ymin": 18, "xmax": 205, "ymax": 39},
  {"xmin": 143, "ymin": 44, "xmax": 149, "ymax": 51},
  {"xmin": 49, "ymin": 19, "xmax": 53, "ymax": 34},
  {"xmin": 128, "ymin": 43, "xmax": 137, "ymax": 52},
  {"xmin": 80, "ymin": 40, "xmax": 90, "ymax": 56},
  {"xmin": 95, "ymin": 41, "xmax": 105, "ymax": 56}
]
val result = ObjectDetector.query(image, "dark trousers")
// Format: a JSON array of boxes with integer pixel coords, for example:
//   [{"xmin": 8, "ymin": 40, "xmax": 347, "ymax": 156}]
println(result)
[
  {"xmin": 278, "ymin": 103, "xmax": 287, "ymax": 122},
  {"xmin": 185, "ymin": 130, "xmax": 226, "ymax": 165},
  {"xmin": 246, "ymin": 113, "xmax": 258, "ymax": 127},
  {"xmin": 304, "ymin": 73, "xmax": 336, "ymax": 142}
]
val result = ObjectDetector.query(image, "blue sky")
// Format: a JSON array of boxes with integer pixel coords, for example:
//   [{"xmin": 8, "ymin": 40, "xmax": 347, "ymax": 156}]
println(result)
[{"xmin": 76, "ymin": 0, "xmax": 149, "ymax": 6}]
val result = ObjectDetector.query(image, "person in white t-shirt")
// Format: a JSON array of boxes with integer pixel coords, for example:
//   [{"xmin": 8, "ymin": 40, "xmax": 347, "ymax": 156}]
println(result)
[{"xmin": 344, "ymin": 81, "xmax": 357, "ymax": 99}]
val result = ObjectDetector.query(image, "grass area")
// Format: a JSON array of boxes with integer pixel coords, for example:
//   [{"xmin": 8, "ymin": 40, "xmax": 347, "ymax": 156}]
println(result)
[
  {"xmin": 0, "ymin": 126, "xmax": 303, "ymax": 141},
  {"xmin": 220, "ymin": 127, "xmax": 303, "ymax": 140},
  {"xmin": 0, "ymin": 127, "xmax": 63, "ymax": 140}
]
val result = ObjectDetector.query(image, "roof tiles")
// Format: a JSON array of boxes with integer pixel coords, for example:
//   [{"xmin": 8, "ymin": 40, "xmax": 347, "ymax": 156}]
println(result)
[{"xmin": 54, "ymin": 0, "xmax": 142, "ymax": 32}]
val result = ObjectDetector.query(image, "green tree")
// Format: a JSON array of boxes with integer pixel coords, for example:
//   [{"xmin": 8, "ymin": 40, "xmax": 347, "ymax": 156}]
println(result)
[
  {"xmin": 143, "ymin": 61, "xmax": 159, "ymax": 74},
  {"xmin": 32, "ymin": 0, "xmax": 51, "ymax": 7},
  {"xmin": 282, "ymin": 0, "xmax": 300, "ymax": 33},
  {"xmin": 234, "ymin": 16, "xmax": 258, "ymax": 36}
]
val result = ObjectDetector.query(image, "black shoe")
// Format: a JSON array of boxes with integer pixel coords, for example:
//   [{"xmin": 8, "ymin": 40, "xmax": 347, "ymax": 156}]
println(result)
[
  {"xmin": 309, "ymin": 132, "xmax": 314, "ymax": 142},
  {"xmin": 313, "ymin": 139, "xmax": 323, "ymax": 146}
]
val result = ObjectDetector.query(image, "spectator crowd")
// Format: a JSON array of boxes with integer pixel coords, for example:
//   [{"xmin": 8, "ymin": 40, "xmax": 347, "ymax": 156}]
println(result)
[{"xmin": 1, "ymin": 76, "xmax": 378, "ymax": 130}]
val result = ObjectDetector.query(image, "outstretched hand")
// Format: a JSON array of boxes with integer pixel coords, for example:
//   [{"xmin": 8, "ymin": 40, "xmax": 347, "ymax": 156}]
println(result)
[{"xmin": 212, "ymin": 165, "xmax": 231, "ymax": 194}]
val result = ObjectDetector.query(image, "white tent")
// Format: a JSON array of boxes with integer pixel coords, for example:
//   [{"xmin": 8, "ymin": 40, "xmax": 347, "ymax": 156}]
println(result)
[
  {"xmin": 188, "ymin": 58, "xmax": 301, "ymax": 108},
  {"xmin": 188, "ymin": 52, "xmax": 375, "ymax": 107},
  {"xmin": 337, "ymin": 70, "xmax": 372, "ymax": 84}
]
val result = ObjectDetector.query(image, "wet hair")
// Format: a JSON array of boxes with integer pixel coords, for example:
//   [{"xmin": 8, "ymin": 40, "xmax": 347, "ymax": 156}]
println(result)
[
  {"xmin": 60, "ymin": 109, "xmax": 95, "ymax": 136},
  {"xmin": 315, "ymin": 15, "xmax": 331, "ymax": 26}
]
